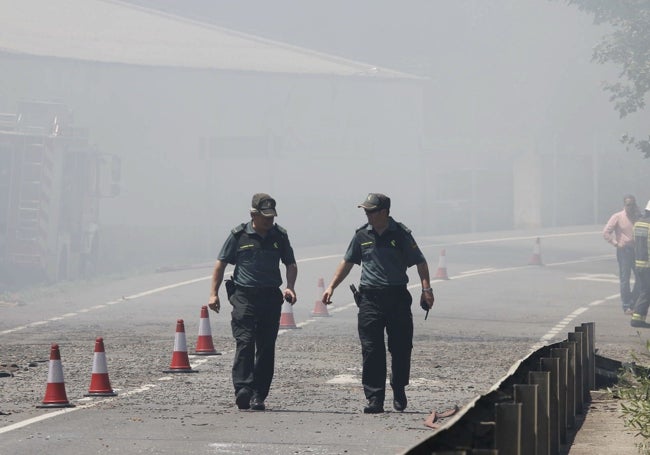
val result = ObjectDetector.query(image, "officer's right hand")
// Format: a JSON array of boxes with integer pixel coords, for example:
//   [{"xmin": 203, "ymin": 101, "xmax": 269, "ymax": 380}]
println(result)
[
  {"xmin": 322, "ymin": 288, "xmax": 333, "ymax": 305},
  {"xmin": 208, "ymin": 295, "xmax": 220, "ymax": 313}
]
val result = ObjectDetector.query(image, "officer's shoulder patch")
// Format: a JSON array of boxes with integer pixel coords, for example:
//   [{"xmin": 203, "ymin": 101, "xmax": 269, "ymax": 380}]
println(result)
[
  {"xmin": 275, "ymin": 224, "xmax": 288, "ymax": 235},
  {"xmin": 397, "ymin": 222, "xmax": 412, "ymax": 233},
  {"xmin": 355, "ymin": 223, "xmax": 369, "ymax": 233},
  {"xmin": 231, "ymin": 223, "xmax": 246, "ymax": 235}
]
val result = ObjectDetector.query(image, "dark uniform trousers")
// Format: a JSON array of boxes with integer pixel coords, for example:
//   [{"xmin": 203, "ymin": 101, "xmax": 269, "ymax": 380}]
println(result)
[
  {"xmin": 230, "ymin": 286, "xmax": 283, "ymax": 400},
  {"xmin": 358, "ymin": 286, "xmax": 413, "ymax": 401}
]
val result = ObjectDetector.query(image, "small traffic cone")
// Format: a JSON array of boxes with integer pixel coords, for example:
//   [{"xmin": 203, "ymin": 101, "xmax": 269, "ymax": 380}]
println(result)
[
  {"xmin": 528, "ymin": 237, "xmax": 544, "ymax": 266},
  {"xmin": 37, "ymin": 343, "xmax": 75, "ymax": 408},
  {"xmin": 85, "ymin": 337, "xmax": 117, "ymax": 397},
  {"xmin": 311, "ymin": 277, "xmax": 331, "ymax": 317},
  {"xmin": 164, "ymin": 319, "xmax": 198, "ymax": 373},
  {"xmin": 193, "ymin": 305, "xmax": 221, "ymax": 355},
  {"xmin": 433, "ymin": 249, "xmax": 450, "ymax": 280},
  {"xmin": 279, "ymin": 300, "xmax": 299, "ymax": 329}
]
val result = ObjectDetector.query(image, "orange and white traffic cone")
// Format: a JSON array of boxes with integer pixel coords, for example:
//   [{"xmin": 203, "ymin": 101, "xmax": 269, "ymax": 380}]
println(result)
[
  {"xmin": 528, "ymin": 237, "xmax": 544, "ymax": 266},
  {"xmin": 279, "ymin": 300, "xmax": 299, "ymax": 329},
  {"xmin": 37, "ymin": 343, "xmax": 75, "ymax": 408},
  {"xmin": 434, "ymin": 248, "xmax": 450, "ymax": 280},
  {"xmin": 193, "ymin": 305, "xmax": 221, "ymax": 355},
  {"xmin": 311, "ymin": 277, "xmax": 331, "ymax": 317},
  {"xmin": 85, "ymin": 337, "xmax": 117, "ymax": 397},
  {"xmin": 164, "ymin": 319, "xmax": 198, "ymax": 373}
]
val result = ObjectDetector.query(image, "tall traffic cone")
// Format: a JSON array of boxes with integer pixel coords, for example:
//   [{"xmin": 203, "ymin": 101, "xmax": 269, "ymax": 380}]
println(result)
[
  {"xmin": 528, "ymin": 237, "xmax": 544, "ymax": 266},
  {"xmin": 37, "ymin": 343, "xmax": 75, "ymax": 408},
  {"xmin": 279, "ymin": 300, "xmax": 299, "ymax": 329},
  {"xmin": 193, "ymin": 305, "xmax": 221, "ymax": 355},
  {"xmin": 163, "ymin": 319, "xmax": 198, "ymax": 373},
  {"xmin": 85, "ymin": 337, "xmax": 117, "ymax": 397},
  {"xmin": 433, "ymin": 248, "xmax": 450, "ymax": 280},
  {"xmin": 311, "ymin": 277, "xmax": 331, "ymax": 317}
]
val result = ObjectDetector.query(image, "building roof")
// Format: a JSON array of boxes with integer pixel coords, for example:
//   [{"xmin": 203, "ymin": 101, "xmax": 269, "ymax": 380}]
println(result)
[{"xmin": 0, "ymin": 0, "xmax": 420, "ymax": 79}]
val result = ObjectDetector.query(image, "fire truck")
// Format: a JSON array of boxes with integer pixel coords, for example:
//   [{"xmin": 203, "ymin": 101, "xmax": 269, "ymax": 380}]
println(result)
[{"xmin": 0, "ymin": 101, "xmax": 119, "ymax": 287}]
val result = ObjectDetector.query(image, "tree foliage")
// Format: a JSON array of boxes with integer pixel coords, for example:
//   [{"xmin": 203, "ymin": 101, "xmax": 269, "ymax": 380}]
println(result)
[{"xmin": 565, "ymin": 1, "xmax": 650, "ymax": 157}]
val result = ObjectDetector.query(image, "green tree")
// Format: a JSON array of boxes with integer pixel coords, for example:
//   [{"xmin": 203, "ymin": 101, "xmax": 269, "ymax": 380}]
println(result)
[{"xmin": 564, "ymin": 0, "xmax": 650, "ymax": 157}]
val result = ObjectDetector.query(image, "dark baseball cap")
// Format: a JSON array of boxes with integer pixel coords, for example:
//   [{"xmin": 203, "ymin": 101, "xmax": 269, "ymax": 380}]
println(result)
[
  {"xmin": 251, "ymin": 193, "xmax": 277, "ymax": 217},
  {"xmin": 358, "ymin": 193, "xmax": 390, "ymax": 211}
]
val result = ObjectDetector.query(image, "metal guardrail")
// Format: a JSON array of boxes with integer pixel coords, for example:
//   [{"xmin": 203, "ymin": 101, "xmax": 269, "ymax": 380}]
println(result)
[{"xmin": 403, "ymin": 322, "xmax": 603, "ymax": 455}]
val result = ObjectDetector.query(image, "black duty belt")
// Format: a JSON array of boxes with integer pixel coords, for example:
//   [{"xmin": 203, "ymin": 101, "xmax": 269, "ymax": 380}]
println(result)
[
  {"xmin": 359, "ymin": 285, "xmax": 407, "ymax": 292},
  {"xmin": 236, "ymin": 286, "xmax": 278, "ymax": 294}
]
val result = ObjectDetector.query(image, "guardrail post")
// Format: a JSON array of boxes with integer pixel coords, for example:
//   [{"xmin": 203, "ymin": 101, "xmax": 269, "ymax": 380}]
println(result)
[
  {"xmin": 582, "ymin": 322, "xmax": 596, "ymax": 390},
  {"xmin": 540, "ymin": 357, "xmax": 559, "ymax": 454},
  {"xmin": 495, "ymin": 402, "xmax": 521, "ymax": 455},
  {"xmin": 551, "ymin": 347, "xmax": 568, "ymax": 444},
  {"xmin": 514, "ymin": 384, "xmax": 538, "ymax": 455},
  {"xmin": 529, "ymin": 370, "xmax": 550, "ymax": 455},
  {"xmin": 574, "ymin": 325, "xmax": 590, "ymax": 404},
  {"xmin": 560, "ymin": 340, "xmax": 576, "ymax": 429},
  {"xmin": 567, "ymin": 331, "xmax": 584, "ymax": 414}
]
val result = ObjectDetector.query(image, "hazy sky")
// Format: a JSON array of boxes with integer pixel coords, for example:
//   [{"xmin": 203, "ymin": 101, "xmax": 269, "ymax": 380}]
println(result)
[{"xmin": 124, "ymin": 0, "xmax": 647, "ymax": 146}]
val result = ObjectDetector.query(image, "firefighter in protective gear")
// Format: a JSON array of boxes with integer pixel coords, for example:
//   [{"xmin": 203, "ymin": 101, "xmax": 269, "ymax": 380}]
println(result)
[{"xmin": 630, "ymin": 199, "xmax": 650, "ymax": 328}]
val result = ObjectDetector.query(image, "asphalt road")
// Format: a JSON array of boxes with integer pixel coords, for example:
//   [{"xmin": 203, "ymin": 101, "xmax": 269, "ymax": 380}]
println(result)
[{"xmin": 0, "ymin": 225, "xmax": 631, "ymax": 454}]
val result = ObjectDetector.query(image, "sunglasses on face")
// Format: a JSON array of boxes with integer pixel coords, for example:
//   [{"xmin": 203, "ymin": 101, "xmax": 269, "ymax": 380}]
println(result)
[{"xmin": 364, "ymin": 208, "xmax": 381, "ymax": 215}]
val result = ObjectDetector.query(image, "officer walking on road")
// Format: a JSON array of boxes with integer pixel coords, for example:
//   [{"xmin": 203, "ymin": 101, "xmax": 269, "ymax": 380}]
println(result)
[
  {"xmin": 630, "ymin": 199, "xmax": 650, "ymax": 328},
  {"xmin": 208, "ymin": 193, "xmax": 298, "ymax": 411},
  {"xmin": 322, "ymin": 193, "xmax": 434, "ymax": 414}
]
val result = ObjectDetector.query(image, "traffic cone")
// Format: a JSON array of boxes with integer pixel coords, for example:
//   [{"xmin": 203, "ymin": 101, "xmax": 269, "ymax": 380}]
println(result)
[
  {"xmin": 434, "ymin": 248, "xmax": 450, "ymax": 280},
  {"xmin": 85, "ymin": 337, "xmax": 117, "ymax": 397},
  {"xmin": 279, "ymin": 300, "xmax": 299, "ymax": 329},
  {"xmin": 37, "ymin": 343, "xmax": 75, "ymax": 408},
  {"xmin": 163, "ymin": 319, "xmax": 198, "ymax": 373},
  {"xmin": 528, "ymin": 237, "xmax": 544, "ymax": 266},
  {"xmin": 193, "ymin": 305, "xmax": 221, "ymax": 355},
  {"xmin": 311, "ymin": 277, "xmax": 331, "ymax": 317}
]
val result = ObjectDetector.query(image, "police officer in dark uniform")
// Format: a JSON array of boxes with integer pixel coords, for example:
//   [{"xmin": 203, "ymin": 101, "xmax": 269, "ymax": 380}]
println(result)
[
  {"xmin": 208, "ymin": 193, "xmax": 298, "ymax": 411},
  {"xmin": 322, "ymin": 193, "xmax": 434, "ymax": 413}
]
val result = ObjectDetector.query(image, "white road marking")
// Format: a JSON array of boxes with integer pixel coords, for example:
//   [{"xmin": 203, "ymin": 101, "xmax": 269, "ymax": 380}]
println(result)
[
  {"xmin": 326, "ymin": 374, "xmax": 359, "ymax": 384},
  {"xmin": 421, "ymin": 230, "xmax": 601, "ymax": 249},
  {"xmin": 567, "ymin": 274, "xmax": 619, "ymax": 283},
  {"xmin": 460, "ymin": 268, "xmax": 495, "ymax": 274}
]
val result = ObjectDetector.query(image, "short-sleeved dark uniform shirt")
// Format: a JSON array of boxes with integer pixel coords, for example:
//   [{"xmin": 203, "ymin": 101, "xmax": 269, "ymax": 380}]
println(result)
[
  {"xmin": 344, "ymin": 217, "xmax": 426, "ymax": 287},
  {"xmin": 218, "ymin": 222, "xmax": 296, "ymax": 288}
]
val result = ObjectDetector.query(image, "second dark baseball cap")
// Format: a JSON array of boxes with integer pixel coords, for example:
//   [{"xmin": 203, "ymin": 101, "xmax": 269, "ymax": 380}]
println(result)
[{"xmin": 358, "ymin": 193, "xmax": 390, "ymax": 210}]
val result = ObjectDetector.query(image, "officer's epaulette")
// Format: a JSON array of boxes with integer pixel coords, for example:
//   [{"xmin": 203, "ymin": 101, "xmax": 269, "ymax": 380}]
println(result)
[
  {"xmin": 275, "ymin": 224, "xmax": 288, "ymax": 235},
  {"xmin": 231, "ymin": 223, "xmax": 247, "ymax": 235},
  {"xmin": 355, "ymin": 223, "xmax": 370, "ymax": 233},
  {"xmin": 397, "ymin": 222, "xmax": 411, "ymax": 233}
]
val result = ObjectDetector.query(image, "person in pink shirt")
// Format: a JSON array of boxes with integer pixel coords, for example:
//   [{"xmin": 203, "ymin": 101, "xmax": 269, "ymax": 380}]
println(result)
[{"xmin": 603, "ymin": 194, "xmax": 641, "ymax": 314}]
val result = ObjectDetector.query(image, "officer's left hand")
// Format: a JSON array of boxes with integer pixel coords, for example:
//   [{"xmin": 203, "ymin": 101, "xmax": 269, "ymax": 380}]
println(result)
[{"xmin": 421, "ymin": 290, "xmax": 434, "ymax": 309}]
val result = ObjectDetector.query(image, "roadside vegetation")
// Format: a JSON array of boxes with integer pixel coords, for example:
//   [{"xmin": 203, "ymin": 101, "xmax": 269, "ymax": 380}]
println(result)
[{"xmin": 613, "ymin": 341, "xmax": 650, "ymax": 454}]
